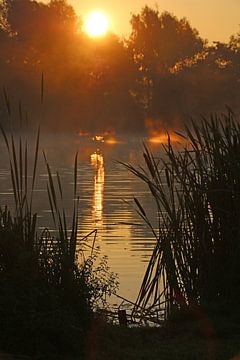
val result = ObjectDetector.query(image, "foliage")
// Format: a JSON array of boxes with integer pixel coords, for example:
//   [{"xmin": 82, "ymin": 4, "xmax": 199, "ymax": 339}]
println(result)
[
  {"xmin": 0, "ymin": 2, "xmax": 239, "ymax": 131},
  {"xmin": 0, "ymin": 127, "xmax": 118, "ymax": 357},
  {"xmin": 124, "ymin": 111, "xmax": 240, "ymax": 322},
  {"xmin": 128, "ymin": 6, "xmax": 204, "ymax": 73}
]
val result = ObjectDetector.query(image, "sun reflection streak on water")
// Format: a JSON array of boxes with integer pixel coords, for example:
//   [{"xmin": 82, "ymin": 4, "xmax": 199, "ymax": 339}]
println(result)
[
  {"xmin": 0, "ymin": 135, "xmax": 158, "ymax": 304},
  {"xmin": 91, "ymin": 151, "xmax": 105, "ymax": 225}
]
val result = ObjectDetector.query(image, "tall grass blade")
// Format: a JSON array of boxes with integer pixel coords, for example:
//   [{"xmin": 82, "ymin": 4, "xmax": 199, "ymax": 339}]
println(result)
[
  {"xmin": 41, "ymin": 72, "xmax": 44, "ymax": 105},
  {"xmin": 125, "ymin": 111, "xmax": 240, "ymax": 322},
  {"xmin": 3, "ymin": 86, "xmax": 11, "ymax": 117}
]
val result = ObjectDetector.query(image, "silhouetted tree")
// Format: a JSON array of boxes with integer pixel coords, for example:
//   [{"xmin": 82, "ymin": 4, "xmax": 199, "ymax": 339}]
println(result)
[
  {"xmin": 0, "ymin": 0, "xmax": 86, "ymax": 129},
  {"xmin": 228, "ymin": 32, "xmax": 240, "ymax": 81},
  {"xmin": 127, "ymin": 6, "xmax": 204, "ymax": 120},
  {"xmin": 2, "ymin": 0, "xmax": 79, "ymax": 66},
  {"xmin": 0, "ymin": 1, "xmax": 239, "ymax": 133},
  {"xmin": 0, "ymin": 0, "xmax": 9, "ymax": 32},
  {"xmin": 83, "ymin": 34, "xmax": 142, "ymax": 132},
  {"xmin": 128, "ymin": 6, "xmax": 204, "ymax": 73},
  {"xmin": 0, "ymin": 0, "xmax": 142, "ymax": 131},
  {"xmin": 175, "ymin": 41, "xmax": 240, "ymax": 118}
]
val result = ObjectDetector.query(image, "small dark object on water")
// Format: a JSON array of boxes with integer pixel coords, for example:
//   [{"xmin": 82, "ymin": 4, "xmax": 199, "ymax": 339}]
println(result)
[{"xmin": 118, "ymin": 310, "xmax": 127, "ymax": 326}]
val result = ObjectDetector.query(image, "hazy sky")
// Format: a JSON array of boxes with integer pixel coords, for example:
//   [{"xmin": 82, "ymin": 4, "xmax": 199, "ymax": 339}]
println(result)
[{"xmin": 43, "ymin": 0, "xmax": 240, "ymax": 43}]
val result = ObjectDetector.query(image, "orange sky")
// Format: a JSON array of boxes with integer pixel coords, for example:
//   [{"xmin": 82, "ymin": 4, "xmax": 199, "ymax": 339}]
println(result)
[{"xmin": 43, "ymin": 0, "xmax": 240, "ymax": 43}]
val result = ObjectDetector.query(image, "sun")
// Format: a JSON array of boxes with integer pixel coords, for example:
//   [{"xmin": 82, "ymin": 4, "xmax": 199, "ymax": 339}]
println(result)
[{"xmin": 85, "ymin": 11, "xmax": 109, "ymax": 37}]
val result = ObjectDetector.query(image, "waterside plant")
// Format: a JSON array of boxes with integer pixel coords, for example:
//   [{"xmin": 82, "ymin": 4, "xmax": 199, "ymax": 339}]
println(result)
[
  {"xmin": 0, "ymin": 126, "xmax": 118, "ymax": 358},
  {"xmin": 124, "ymin": 110, "xmax": 240, "ymax": 325}
]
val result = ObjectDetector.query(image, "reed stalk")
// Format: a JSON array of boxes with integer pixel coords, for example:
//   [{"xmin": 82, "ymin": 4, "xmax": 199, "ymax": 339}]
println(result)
[{"xmin": 124, "ymin": 110, "xmax": 240, "ymax": 321}]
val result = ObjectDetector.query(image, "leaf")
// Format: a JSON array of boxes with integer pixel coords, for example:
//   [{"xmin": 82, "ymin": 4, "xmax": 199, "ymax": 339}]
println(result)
[{"xmin": 134, "ymin": 197, "xmax": 146, "ymax": 217}]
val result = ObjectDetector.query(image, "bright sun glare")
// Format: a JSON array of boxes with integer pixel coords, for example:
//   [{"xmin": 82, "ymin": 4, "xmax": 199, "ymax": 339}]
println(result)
[{"xmin": 85, "ymin": 11, "xmax": 109, "ymax": 37}]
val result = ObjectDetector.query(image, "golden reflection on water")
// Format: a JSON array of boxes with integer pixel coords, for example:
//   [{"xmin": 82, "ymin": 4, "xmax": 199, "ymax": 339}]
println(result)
[
  {"xmin": 91, "ymin": 151, "xmax": 105, "ymax": 224},
  {"xmin": 0, "ymin": 135, "xmax": 158, "ymax": 304}
]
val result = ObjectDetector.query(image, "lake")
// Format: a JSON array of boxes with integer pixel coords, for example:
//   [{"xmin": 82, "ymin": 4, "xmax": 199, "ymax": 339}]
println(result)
[{"xmin": 0, "ymin": 132, "xmax": 162, "ymax": 305}]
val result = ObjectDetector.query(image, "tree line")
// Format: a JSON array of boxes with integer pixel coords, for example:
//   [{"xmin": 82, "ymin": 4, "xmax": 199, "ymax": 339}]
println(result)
[{"xmin": 0, "ymin": 0, "xmax": 239, "ymax": 133}]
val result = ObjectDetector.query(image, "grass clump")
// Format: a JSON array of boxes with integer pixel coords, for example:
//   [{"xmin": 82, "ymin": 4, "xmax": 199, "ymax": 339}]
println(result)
[
  {"xmin": 124, "ymin": 110, "xmax": 240, "ymax": 328},
  {"xmin": 0, "ymin": 127, "xmax": 118, "ymax": 358}
]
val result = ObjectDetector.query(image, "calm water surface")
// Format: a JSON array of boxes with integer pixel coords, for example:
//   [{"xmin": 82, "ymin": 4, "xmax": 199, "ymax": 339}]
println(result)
[{"xmin": 0, "ymin": 133, "xmax": 162, "ymax": 304}]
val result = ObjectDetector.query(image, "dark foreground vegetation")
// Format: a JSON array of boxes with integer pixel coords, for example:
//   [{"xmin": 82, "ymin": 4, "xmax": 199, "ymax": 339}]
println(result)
[
  {"xmin": 122, "ymin": 110, "xmax": 240, "ymax": 358},
  {"xmin": 0, "ymin": 0, "xmax": 239, "ymax": 133},
  {"xmin": 0, "ymin": 112, "xmax": 240, "ymax": 359},
  {"xmin": 83, "ymin": 322, "xmax": 240, "ymax": 360},
  {"xmin": 126, "ymin": 110, "xmax": 240, "ymax": 319},
  {"xmin": 0, "ymin": 127, "xmax": 118, "ymax": 358}
]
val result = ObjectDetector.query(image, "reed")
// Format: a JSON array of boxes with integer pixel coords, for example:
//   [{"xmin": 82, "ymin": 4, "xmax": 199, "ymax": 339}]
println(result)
[
  {"xmin": 41, "ymin": 152, "xmax": 118, "ymax": 311},
  {"xmin": 124, "ymin": 110, "xmax": 240, "ymax": 322},
  {"xmin": 0, "ymin": 124, "xmax": 117, "ymax": 356}
]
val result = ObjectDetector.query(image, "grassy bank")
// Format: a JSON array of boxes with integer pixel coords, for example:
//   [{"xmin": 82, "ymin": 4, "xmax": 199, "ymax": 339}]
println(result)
[
  {"xmin": 86, "ymin": 322, "xmax": 240, "ymax": 360},
  {"xmin": 1, "ymin": 318, "xmax": 240, "ymax": 360}
]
